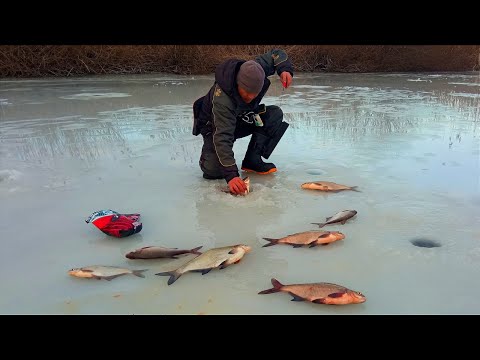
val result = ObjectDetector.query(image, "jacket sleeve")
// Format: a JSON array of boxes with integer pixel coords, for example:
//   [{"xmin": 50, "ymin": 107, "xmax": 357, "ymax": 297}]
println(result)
[
  {"xmin": 211, "ymin": 93, "xmax": 240, "ymax": 183},
  {"xmin": 255, "ymin": 49, "xmax": 294, "ymax": 78}
]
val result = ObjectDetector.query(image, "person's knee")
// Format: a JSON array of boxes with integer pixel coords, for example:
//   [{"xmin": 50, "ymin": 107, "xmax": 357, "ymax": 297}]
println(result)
[
  {"xmin": 266, "ymin": 105, "xmax": 283, "ymax": 119},
  {"xmin": 199, "ymin": 153, "xmax": 223, "ymax": 177},
  {"xmin": 264, "ymin": 105, "xmax": 284, "ymax": 131}
]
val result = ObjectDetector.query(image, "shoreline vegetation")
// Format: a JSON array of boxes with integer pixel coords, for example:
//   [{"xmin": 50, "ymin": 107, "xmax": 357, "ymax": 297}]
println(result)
[{"xmin": 0, "ymin": 45, "xmax": 479, "ymax": 78}]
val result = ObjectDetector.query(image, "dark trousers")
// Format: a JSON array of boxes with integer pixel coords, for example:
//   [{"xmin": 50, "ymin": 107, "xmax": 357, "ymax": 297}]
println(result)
[{"xmin": 199, "ymin": 105, "xmax": 283, "ymax": 178}]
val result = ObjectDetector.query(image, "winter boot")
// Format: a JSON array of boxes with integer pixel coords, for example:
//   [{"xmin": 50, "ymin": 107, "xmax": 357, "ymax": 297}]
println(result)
[{"xmin": 241, "ymin": 132, "xmax": 277, "ymax": 174}]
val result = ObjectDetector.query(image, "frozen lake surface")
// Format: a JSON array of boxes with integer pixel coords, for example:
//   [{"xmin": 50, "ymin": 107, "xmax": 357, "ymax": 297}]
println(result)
[{"xmin": 0, "ymin": 72, "xmax": 479, "ymax": 314}]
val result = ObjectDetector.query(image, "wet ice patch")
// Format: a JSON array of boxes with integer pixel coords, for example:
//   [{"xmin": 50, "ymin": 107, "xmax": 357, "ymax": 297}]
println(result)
[
  {"xmin": 43, "ymin": 176, "xmax": 74, "ymax": 191},
  {"xmin": 470, "ymin": 195, "xmax": 480, "ymax": 206},
  {"xmin": 449, "ymin": 92, "xmax": 479, "ymax": 98},
  {"xmin": 342, "ymin": 86, "xmax": 372, "ymax": 91},
  {"xmin": 290, "ymin": 85, "xmax": 332, "ymax": 89},
  {"xmin": 466, "ymin": 247, "xmax": 480, "ymax": 264},
  {"xmin": 154, "ymin": 81, "xmax": 186, "ymax": 86},
  {"xmin": 410, "ymin": 238, "xmax": 442, "ymax": 248},
  {"xmin": 407, "ymin": 78, "xmax": 432, "ymax": 82},
  {"xmin": 197, "ymin": 181, "xmax": 277, "ymax": 208},
  {"xmin": 60, "ymin": 93, "xmax": 131, "ymax": 100},
  {"xmin": 0, "ymin": 87, "xmax": 34, "ymax": 92},
  {"xmin": 0, "ymin": 169, "xmax": 23, "ymax": 183},
  {"xmin": 306, "ymin": 169, "xmax": 324, "ymax": 175},
  {"xmin": 448, "ymin": 82, "xmax": 480, "ymax": 87}
]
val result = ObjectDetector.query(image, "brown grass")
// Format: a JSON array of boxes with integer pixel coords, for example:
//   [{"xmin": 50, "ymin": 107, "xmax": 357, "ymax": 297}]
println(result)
[{"xmin": 0, "ymin": 45, "xmax": 478, "ymax": 78}]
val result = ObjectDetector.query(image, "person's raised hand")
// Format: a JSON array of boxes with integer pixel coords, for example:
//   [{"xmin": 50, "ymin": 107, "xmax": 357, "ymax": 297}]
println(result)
[{"xmin": 280, "ymin": 71, "xmax": 293, "ymax": 89}]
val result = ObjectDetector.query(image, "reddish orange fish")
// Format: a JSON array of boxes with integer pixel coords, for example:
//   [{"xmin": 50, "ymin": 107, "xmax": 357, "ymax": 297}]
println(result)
[
  {"xmin": 301, "ymin": 181, "xmax": 360, "ymax": 192},
  {"xmin": 259, "ymin": 278, "xmax": 366, "ymax": 305},
  {"xmin": 262, "ymin": 231, "xmax": 345, "ymax": 248}
]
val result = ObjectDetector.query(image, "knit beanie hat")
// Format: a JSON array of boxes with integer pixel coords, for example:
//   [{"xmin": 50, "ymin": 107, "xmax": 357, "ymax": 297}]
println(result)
[{"xmin": 236, "ymin": 60, "xmax": 265, "ymax": 94}]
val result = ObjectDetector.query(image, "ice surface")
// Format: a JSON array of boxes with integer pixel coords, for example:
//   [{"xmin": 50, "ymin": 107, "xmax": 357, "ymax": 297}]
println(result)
[{"xmin": 0, "ymin": 72, "xmax": 479, "ymax": 314}]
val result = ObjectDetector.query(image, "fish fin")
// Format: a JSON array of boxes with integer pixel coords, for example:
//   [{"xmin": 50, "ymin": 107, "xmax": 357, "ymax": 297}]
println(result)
[
  {"xmin": 318, "ymin": 233, "xmax": 331, "ymax": 238},
  {"xmin": 290, "ymin": 294, "xmax": 305, "ymax": 302},
  {"xmin": 321, "ymin": 243, "xmax": 330, "ymax": 246},
  {"xmin": 271, "ymin": 278, "xmax": 284, "ymax": 288},
  {"xmin": 140, "ymin": 246, "xmax": 154, "ymax": 250},
  {"xmin": 262, "ymin": 238, "xmax": 280, "ymax": 247},
  {"xmin": 228, "ymin": 248, "xmax": 239, "ymax": 254},
  {"xmin": 341, "ymin": 220, "xmax": 347, "ymax": 224},
  {"xmin": 201, "ymin": 268, "xmax": 212, "ymax": 275},
  {"xmin": 169, "ymin": 256, "xmax": 179, "ymax": 259},
  {"xmin": 258, "ymin": 278, "xmax": 284, "ymax": 294},
  {"xmin": 103, "ymin": 274, "xmax": 123, "ymax": 281},
  {"xmin": 328, "ymin": 292, "xmax": 347, "ymax": 298},
  {"xmin": 309, "ymin": 242, "xmax": 318, "ymax": 248},
  {"xmin": 155, "ymin": 271, "xmax": 181, "ymax": 285},
  {"xmin": 132, "ymin": 269, "xmax": 148, "ymax": 278},
  {"xmin": 190, "ymin": 246, "xmax": 203, "ymax": 255},
  {"xmin": 326, "ymin": 216, "xmax": 332, "ymax": 221},
  {"xmin": 219, "ymin": 260, "xmax": 229, "ymax": 269},
  {"xmin": 234, "ymin": 259, "xmax": 241, "ymax": 264},
  {"xmin": 350, "ymin": 186, "xmax": 361, "ymax": 192},
  {"xmin": 311, "ymin": 222, "xmax": 326, "ymax": 228},
  {"xmin": 292, "ymin": 244, "xmax": 303, "ymax": 248},
  {"xmin": 312, "ymin": 298, "xmax": 327, "ymax": 304}
]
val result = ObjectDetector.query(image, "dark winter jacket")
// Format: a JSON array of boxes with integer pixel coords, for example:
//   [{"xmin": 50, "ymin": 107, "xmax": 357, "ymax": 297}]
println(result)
[{"xmin": 192, "ymin": 49, "xmax": 294, "ymax": 182}]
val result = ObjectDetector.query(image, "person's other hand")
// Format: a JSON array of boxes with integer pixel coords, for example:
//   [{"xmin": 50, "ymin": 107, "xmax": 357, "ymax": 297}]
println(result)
[
  {"xmin": 228, "ymin": 177, "xmax": 247, "ymax": 195},
  {"xmin": 280, "ymin": 71, "xmax": 293, "ymax": 89}
]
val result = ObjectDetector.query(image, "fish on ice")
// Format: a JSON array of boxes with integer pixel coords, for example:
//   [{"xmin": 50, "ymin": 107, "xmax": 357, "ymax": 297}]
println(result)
[
  {"xmin": 155, "ymin": 244, "xmax": 251, "ymax": 285},
  {"xmin": 258, "ymin": 278, "xmax": 366, "ymax": 305}
]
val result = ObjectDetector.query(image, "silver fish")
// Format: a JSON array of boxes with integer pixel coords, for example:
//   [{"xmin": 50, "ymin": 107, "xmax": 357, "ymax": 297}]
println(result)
[
  {"xmin": 68, "ymin": 265, "xmax": 148, "ymax": 281},
  {"xmin": 155, "ymin": 244, "xmax": 251, "ymax": 285},
  {"xmin": 312, "ymin": 210, "xmax": 357, "ymax": 228},
  {"xmin": 125, "ymin": 245, "xmax": 203, "ymax": 259}
]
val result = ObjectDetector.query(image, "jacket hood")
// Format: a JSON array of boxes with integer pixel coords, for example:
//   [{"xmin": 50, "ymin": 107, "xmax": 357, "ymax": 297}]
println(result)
[{"xmin": 215, "ymin": 59, "xmax": 245, "ymax": 98}]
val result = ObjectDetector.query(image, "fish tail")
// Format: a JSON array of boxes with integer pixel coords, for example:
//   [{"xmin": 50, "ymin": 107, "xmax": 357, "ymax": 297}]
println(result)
[
  {"xmin": 190, "ymin": 246, "xmax": 203, "ymax": 255},
  {"xmin": 350, "ymin": 186, "xmax": 361, "ymax": 192},
  {"xmin": 311, "ymin": 222, "xmax": 326, "ymax": 228},
  {"xmin": 155, "ymin": 270, "xmax": 182, "ymax": 285},
  {"xmin": 132, "ymin": 269, "xmax": 148, "ymax": 278},
  {"xmin": 258, "ymin": 278, "xmax": 284, "ymax": 295},
  {"xmin": 262, "ymin": 238, "xmax": 280, "ymax": 247}
]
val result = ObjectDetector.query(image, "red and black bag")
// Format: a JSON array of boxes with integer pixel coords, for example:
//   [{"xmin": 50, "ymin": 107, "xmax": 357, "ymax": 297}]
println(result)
[{"xmin": 85, "ymin": 210, "xmax": 142, "ymax": 238}]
